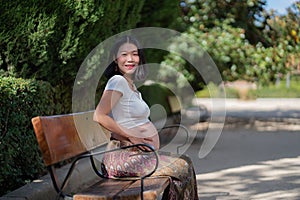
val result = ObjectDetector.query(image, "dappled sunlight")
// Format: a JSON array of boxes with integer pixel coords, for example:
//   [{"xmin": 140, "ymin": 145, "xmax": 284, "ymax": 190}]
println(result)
[
  {"xmin": 212, "ymin": 118, "xmax": 300, "ymax": 132},
  {"xmin": 254, "ymin": 120, "xmax": 300, "ymax": 131},
  {"xmin": 253, "ymin": 190, "xmax": 300, "ymax": 200},
  {"xmin": 196, "ymin": 156, "xmax": 300, "ymax": 199}
]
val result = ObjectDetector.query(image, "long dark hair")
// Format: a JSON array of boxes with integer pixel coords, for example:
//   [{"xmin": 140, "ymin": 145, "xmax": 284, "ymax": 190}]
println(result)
[{"xmin": 104, "ymin": 35, "xmax": 148, "ymax": 81}]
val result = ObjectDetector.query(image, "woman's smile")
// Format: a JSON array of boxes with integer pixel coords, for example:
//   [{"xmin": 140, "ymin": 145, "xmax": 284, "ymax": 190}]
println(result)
[{"xmin": 125, "ymin": 64, "xmax": 135, "ymax": 70}]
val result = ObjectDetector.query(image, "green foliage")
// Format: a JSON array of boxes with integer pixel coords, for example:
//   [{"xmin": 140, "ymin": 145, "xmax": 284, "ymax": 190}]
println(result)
[
  {"xmin": 158, "ymin": 0, "xmax": 299, "ymax": 90},
  {"xmin": 0, "ymin": 0, "xmax": 144, "ymax": 83},
  {"xmin": 0, "ymin": 0, "xmax": 145, "ymax": 113},
  {"xmin": 0, "ymin": 77, "xmax": 59, "ymax": 196},
  {"xmin": 136, "ymin": 0, "xmax": 183, "ymax": 67},
  {"xmin": 137, "ymin": 0, "xmax": 182, "ymax": 29},
  {"xmin": 139, "ymin": 83, "xmax": 174, "ymax": 121},
  {"xmin": 264, "ymin": 2, "xmax": 300, "ymax": 72},
  {"xmin": 266, "ymin": 2, "xmax": 300, "ymax": 47},
  {"xmin": 0, "ymin": 1, "xmax": 148, "ymax": 194},
  {"xmin": 183, "ymin": 0, "xmax": 269, "ymax": 45}
]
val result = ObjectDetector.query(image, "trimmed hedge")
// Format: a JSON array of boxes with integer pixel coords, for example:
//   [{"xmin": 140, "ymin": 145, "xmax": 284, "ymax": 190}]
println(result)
[{"xmin": 0, "ymin": 77, "xmax": 59, "ymax": 196}]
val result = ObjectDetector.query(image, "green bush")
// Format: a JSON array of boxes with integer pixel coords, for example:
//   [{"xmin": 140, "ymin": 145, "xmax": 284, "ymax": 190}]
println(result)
[
  {"xmin": 157, "ymin": 0, "xmax": 298, "ymax": 90},
  {"xmin": 0, "ymin": 0, "xmax": 145, "ymax": 113},
  {"xmin": 0, "ymin": 0, "xmax": 145, "ymax": 84},
  {"xmin": 0, "ymin": 77, "xmax": 59, "ymax": 196}
]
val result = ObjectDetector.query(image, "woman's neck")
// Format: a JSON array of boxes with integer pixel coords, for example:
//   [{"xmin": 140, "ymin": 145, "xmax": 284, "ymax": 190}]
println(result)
[
  {"xmin": 123, "ymin": 75, "xmax": 137, "ymax": 92},
  {"xmin": 123, "ymin": 75, "xmax": 133, "ymax": 84}
]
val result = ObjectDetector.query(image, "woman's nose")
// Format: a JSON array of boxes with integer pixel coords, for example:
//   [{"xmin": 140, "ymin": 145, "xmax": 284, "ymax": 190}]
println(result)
[{"xmin": 127, "ymin": 54, "xmax": 133, "ymax": 61}]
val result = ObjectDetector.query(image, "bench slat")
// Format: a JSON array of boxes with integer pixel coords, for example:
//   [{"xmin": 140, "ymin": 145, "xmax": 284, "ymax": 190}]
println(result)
[
  {"xmin": 119, "ymin": 177, "xmax": 170, "ymax": 200},
  {"xmin": 73, "ymin": 177, "xmax": 170, "ymax": 200},
  {"xmin": 73, "ymin": 179, "xmax": 135, "ymax": 200}
]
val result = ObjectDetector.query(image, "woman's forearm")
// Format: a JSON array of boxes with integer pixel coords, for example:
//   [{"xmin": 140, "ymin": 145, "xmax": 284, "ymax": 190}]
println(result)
[{"xmin": 93, "ymin": 113, "xmax": 130, "ymax": 139}]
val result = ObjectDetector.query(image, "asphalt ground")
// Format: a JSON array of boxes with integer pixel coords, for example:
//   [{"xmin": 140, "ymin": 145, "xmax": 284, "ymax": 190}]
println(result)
[{"xmin": 185, "ymin": 98, "xmax": 300, "ymax": 200}]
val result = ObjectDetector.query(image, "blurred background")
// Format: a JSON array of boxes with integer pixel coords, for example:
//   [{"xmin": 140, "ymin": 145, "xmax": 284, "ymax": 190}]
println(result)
[{"xmin": 0, "ymin": 0, "xmax": 299, "ymax": 198}]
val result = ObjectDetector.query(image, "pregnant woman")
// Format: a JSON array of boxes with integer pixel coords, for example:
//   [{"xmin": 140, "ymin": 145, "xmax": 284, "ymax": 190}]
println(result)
[{"xmin": 93, "ymin": 35, "xmax": 198, "ymax": 199}]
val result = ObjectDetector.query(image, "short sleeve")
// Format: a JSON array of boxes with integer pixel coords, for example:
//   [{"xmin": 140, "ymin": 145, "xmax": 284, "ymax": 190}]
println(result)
[{"xmin": 104, "ymin": 75, "xmax": 128, "ymax": 94}]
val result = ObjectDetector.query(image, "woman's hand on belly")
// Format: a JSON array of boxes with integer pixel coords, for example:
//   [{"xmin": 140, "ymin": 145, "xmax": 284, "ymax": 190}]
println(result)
[{"xmin": 128, "ymin": 136, "xmax": 159, "ymax": 151}]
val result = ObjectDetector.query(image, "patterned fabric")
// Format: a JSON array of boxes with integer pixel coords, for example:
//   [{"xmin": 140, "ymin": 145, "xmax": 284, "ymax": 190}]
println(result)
[
  {"xmin": 102, "ymin": 147, "xmax": 157, "ymax": 178},
  {"xmin": 102, "ymin": 141, "xmax": 199, "ymax": 199},
  {"xmin": 153, "ymin": 152, "xmax": 199, "ymax": 200}
]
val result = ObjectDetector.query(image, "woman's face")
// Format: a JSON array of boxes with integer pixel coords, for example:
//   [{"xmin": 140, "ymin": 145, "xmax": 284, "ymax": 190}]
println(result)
[{"xmin": 116, "ymin": 43, "xmax": 140, "ymax": 76}]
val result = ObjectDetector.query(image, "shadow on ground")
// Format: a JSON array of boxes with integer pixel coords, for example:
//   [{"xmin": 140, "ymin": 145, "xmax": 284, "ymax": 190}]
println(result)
[{"xmin": 184, "ymin": 118, "xmax": 300, "ymax": 199}]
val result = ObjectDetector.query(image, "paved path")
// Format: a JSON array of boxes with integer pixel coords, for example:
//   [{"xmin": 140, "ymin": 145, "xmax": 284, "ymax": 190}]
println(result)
[
  {"xmin": 185, "ymin": 98, "xmax": 300, "ymax": 199},
  {"xmin": 194, "ymin": 98, "xmax": 300, "ymax": 120}
]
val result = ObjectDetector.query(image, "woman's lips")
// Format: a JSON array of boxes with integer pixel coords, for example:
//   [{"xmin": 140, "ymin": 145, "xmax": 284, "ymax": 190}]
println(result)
[{"xmin": 126, "ymin": 65, "xmax": 135, "ymax": 70}]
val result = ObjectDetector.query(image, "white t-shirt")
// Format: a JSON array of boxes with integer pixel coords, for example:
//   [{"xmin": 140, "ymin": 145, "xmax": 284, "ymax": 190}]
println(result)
[{"xmin": 104, "ymin": 75, "xmax": 150, "ymax": 129}]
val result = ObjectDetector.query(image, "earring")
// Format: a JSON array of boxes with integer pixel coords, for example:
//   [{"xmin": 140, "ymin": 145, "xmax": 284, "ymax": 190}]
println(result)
[{"xmin": 115, "ymin": 66, "xmax": 118, "ymax": 72}]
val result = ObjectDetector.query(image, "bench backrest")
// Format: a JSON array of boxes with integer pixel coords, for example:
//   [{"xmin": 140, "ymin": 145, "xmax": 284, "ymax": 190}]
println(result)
[{"xmin": 32, "ymin": 110, "xmax": 110, "ymax": 166}]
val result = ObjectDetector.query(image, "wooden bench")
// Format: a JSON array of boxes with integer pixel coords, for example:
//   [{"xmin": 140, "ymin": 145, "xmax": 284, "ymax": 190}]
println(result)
[{"xmin": 31, "ymin": 110, "xmax": 189, "ymax": 200}]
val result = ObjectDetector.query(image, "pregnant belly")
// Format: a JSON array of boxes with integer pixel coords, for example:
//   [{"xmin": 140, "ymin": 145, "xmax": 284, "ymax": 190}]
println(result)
[
  {"xmin": 129, "ymin": 122, "xmax": 158, "ymax": 137},
  {"xmin": 129, "ymin": 122, "xmax": 160, "ymax": 149}
]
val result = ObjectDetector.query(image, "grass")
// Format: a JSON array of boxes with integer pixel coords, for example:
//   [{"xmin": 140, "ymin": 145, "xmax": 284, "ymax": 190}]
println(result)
[
  {"xmin": 196, "ymin": 79, "xmax": 300, "ymax": 99},
  {"xmin": 256, "ymin": 80, "xmax": 300, "ymax": 98}
]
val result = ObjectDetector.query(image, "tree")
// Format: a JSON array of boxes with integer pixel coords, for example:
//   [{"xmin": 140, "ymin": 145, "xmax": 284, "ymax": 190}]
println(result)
[
  {"xmin": 137, "ymin": 0, "xmax": 181, "ymax": 29},
  {"xmin": 158, "ymin": 0, "xmax": 296, "ymax": 89},
  {"xmin": 136, "ymin": 0, "xmax": 183, "ymax": 64},
  {"xmin": 265, "ymin": 2, "xmax": 300, "ymax": 47},
  {"xmin": 181, "ymin": 0, "xmax": 269, "ymax": 45},
  {"xmin": 0, "ymin": 0, "xmax": 145, "ymax": 113}
]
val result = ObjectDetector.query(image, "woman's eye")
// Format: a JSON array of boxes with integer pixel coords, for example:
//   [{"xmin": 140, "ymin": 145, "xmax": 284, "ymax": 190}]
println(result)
[{"xmin": 119, "ymin": 52, "xmax": 138, "ymax": 57}]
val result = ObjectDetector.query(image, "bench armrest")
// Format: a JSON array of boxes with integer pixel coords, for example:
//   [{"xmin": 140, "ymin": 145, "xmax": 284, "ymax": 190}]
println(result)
[{"xmin": 52, "ymin": 143, "xmax": 159, "ymax": 199}]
